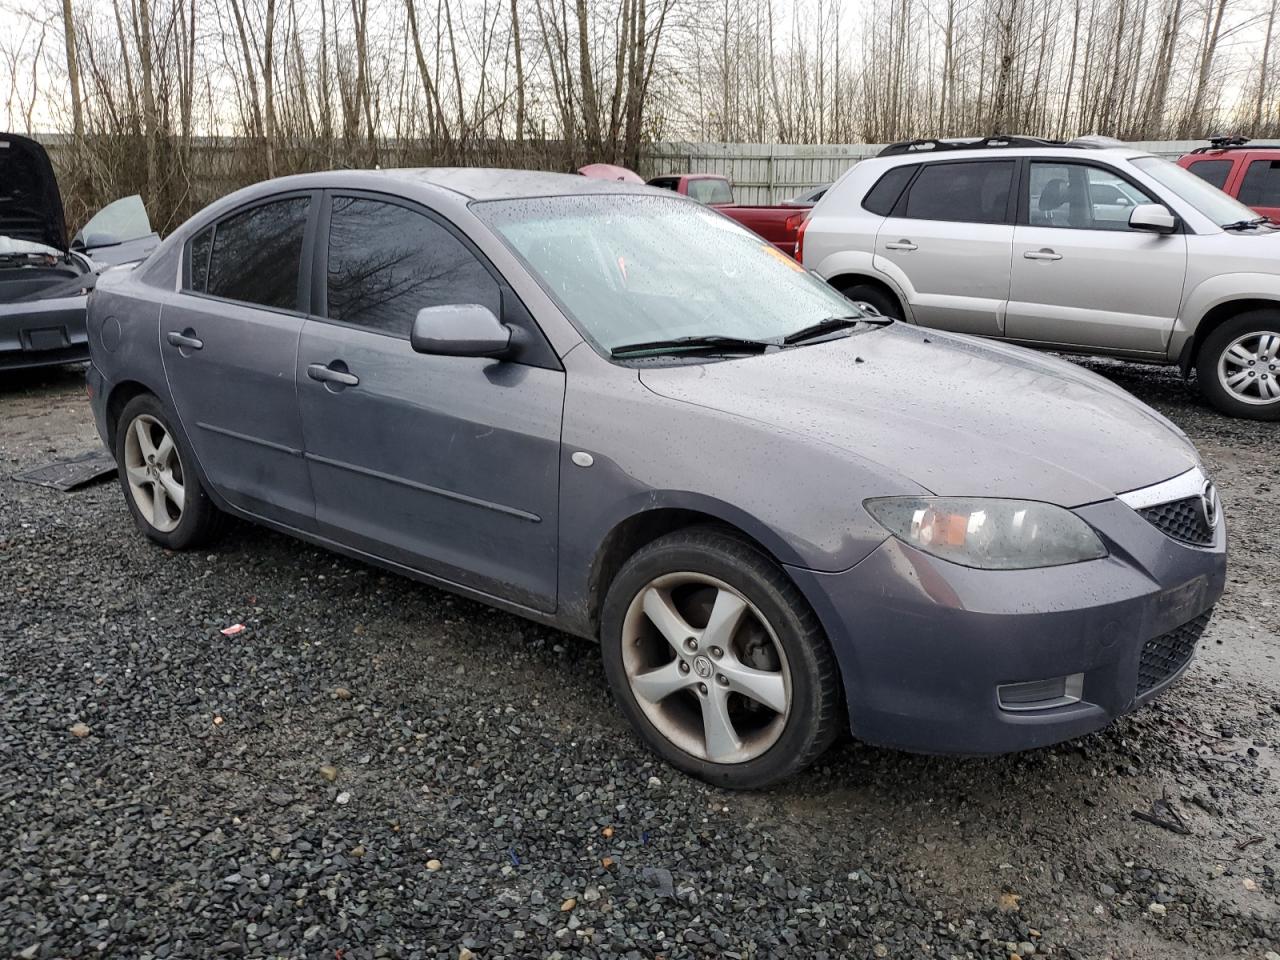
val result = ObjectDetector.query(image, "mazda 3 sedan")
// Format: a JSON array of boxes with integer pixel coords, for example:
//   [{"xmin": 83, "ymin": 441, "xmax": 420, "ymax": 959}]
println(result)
[{"xmin": 86, "ymin": 169, "xmax": 1226, "ymax": 788}]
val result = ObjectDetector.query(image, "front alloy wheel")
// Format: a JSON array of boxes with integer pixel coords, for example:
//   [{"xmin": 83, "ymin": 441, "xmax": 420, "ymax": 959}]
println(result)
[
  {"xmin": 621, "ymin": 573, "xmax": 791, "ymax": 764},
  {"xmin": 1197, "ymin": 310, "xmax": 1280, "ymax": 420},
  {"xmin": 601, "ymin": 526, "xmax": 841, "ymax": 788}
]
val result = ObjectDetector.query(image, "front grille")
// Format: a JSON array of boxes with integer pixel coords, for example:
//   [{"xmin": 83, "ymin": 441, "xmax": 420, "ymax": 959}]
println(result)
[
  {"xmin": 1137, "ymin": 611, "xmax": 1212, "ymax": 695},
  {"xmin": 1139, "ymin": 496, "xmax": 1214, "ymax": 546}
]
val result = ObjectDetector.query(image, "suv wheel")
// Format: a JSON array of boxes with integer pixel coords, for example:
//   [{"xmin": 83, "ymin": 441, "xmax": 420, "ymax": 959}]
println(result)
[
  {"xmin": 601, "ymin": 526, "xmax": 842, "ymax": 789},
  {"xmin": 1196, "ymin": 311, "xmax": 1280, "ymax": 420},
  {"xmin": 115, "ymin": 394, "xmax": 225, "ymax": 548},
  {"xmin": 838, "ymin": 282, "xmax": 900, "ymax": 320}
]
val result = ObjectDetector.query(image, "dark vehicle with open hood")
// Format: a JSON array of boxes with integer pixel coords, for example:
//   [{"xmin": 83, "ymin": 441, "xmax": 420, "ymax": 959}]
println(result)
[{"xmin": 1, "ymin": 133, "xmax": 159, "ymax": 370}]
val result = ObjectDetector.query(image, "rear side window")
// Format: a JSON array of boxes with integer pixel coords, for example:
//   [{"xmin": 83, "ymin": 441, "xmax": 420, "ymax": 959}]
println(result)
[
  {"xmin": 687, "ymin": 178, "xmax": 733, "ymax": 204},
  {"xmin": 1186, "ymin": 159, "xmax": 1233, "ymax": 190},
  {"xmin": 902, "ymin": 160, "xmax": 1014, "ymax": 224},
  {"xmin": 204, "ymin": 197, "xmax": 310, "ymax": 310},
  {"xmin": 187, "ymin": 227, "xmax": 212, "ymax": 292},
  {"xmin": 1238, "ymin": 160, "xmax": 1280, "ymax": 207},
  {"xmin": 862, "ymin": 165, "xmax": 918, "ymax": 216},
  {"xmin": 325, "ymin": 196, "xmax": 501, "ymax": 337}
]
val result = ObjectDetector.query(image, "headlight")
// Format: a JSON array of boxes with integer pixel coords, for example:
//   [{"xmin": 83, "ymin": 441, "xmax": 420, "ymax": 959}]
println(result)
[{"xmin": 864, "ymin": 497, "xmax": 1107, "ymax": 570}]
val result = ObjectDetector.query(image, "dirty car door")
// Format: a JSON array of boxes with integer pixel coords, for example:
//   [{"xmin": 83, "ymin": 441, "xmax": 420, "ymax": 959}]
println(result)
[
  {"xmin": 296, "ymin": 193, "xmax": 563, "ymax": 612},
  {"xmin": 162, "ymin": 193, "xmax": 316, "ymax": 528}
]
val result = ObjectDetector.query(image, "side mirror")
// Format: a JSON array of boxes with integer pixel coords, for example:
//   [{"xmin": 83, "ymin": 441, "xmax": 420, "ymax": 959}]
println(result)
[
  {"xmin": 410, "ymin": 304, "xmax": 512, "ymax": 358},
  {"xmin": 1129, "ymin": 203, "xmax": 1177, "ymax": 234}
]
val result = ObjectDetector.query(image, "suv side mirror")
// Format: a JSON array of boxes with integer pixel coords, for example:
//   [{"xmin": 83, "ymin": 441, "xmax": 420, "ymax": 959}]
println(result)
[
  {"xmin": 411, "ymin": 304, "xmax": 512, "ymax": 358},
  {"xmin": 1129, "ymin": 203, "xmax": 1178, "ymax": 234}
]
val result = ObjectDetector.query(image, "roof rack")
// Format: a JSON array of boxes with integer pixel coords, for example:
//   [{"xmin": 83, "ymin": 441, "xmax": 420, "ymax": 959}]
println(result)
[
  {"xmin": 876, "ymin": 134, "xmax": 1116, "ymax": 157},
  {"xmin": 1189, "ymin": 134, "xmax": 1252, "ymax": 154}
]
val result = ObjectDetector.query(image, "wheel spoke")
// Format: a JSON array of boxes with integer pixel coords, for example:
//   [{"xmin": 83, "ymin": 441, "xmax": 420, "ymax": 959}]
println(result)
[
  {"xmin": 642, "ymin": 588, "xmax": 696, "ymax": 653},
  {"xmin": 152, "ymin": 482, "xmax": 170, "ymax": 526},
  {"xmin": 699, "ymin": 686, "xmax": 743, "ymax": 762},
  {"xmin": 1226, "ymin": 343, "xmax": 1255, "ymax": 366},
  {"xmin": 1226, "ymin": 369, "xmax": 1252, "ymax": 389},
  {"xmin": 125, "ymin": 464, "xmax": 150, "ymax": 485},
  {"xmin": 631, "ymin": 660, "xmax": 689, "ymax": 704},
  {"xmin": 133, "ymin": 419, "xmax": 157, "ymax": 460},
  {"xmin": 1262, "ymin": 376, "xmax": 1280, "ymax": 400},
  {"xmin": 154, "ymin": 431, "xmax": 174, "ymax": 465},
  {"xmin": 719, "ymin": 657, "xmax": 788, "ymax": 713},
  {"xmin": 1259, "ymin": 333, "xmax": 1280, "ymax": 359},
  {"xmin": 702, "ymin": 588, "xmax": 748, "ymax": 651},
  {"xmin": 158, "ymin": 470, "xmax": 185, "ymax": 511}
]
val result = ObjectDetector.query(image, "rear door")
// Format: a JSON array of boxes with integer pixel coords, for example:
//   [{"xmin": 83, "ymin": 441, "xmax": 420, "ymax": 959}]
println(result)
[
  {"xmin": 162, "ymin": 192, "xmax": 316, "ymax": 528},
  {"xmin": 874, "ymin": 158, "xmax": 1015, "ymax": 337},
  {"xmin": 1006, "ymin": 160, "xmax": 1186, "ymax": 355},
  {"xmin": 1236, "ymin": 157, "xmax": 1280, "ymax": 221},
  {"xmin": 296, "ymin": 192, "xmax": 564, "ymax": 612}
]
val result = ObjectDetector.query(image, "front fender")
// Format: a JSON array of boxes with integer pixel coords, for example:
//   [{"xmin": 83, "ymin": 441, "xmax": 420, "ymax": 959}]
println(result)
[{"xmin": 1172, "ymin": 272, "xmax": 1280, "ymax": 359}]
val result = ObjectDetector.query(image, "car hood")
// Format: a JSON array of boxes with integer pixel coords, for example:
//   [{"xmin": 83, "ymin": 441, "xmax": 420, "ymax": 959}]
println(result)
[
  {"xmin": 638, "ymin": 324, "xmax": 1199, "ymax": 507},
  {"xmin": 0, "ymin": 133, "xmax": 67, "ymax": 251}
]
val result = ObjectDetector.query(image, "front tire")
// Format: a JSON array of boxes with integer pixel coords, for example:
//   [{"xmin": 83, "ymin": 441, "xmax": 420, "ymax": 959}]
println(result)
[
  {"xmin": 601, "ymin": 526, "xmax": 842, "ymax": 789},
  {"xmin": 1196, "ymin": 311, "xmax": 1280, "ymax": 420},
  {"xmin": 114, "ymin": 394, "xmax": 224, "ymax": 549}
]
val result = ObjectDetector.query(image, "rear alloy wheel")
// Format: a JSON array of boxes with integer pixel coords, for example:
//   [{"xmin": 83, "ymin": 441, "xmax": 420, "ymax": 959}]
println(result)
[
  {"xmin": 114, "ymin": 394, "xmax": 225, "ymax": 548},
  {"xmin": 1197, "ymin": 311, "xmax": 1280, "ymax": 420},
  {"xmin": 602, "ymin": 527, "xmax": 841, "ymax": 789}
]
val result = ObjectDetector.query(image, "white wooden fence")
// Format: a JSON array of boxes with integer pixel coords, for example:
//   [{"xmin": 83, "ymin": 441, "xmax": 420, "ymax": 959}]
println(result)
[{"xmin": 642, "ymin": 140, "xmax": 1280, "ymax": 205}]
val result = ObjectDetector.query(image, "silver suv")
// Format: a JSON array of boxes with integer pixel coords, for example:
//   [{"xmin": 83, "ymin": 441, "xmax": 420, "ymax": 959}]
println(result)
[{"xmin": 800, "ymin": 136, "xmax": 1280, "ymax": 419}]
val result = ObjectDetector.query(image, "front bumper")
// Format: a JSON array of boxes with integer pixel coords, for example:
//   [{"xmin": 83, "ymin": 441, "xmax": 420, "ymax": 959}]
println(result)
[
  {"xmin": 0, "ymin": 295, "xmax": 90, "ymax": 370},
  {"xmin": 788, "ymin": 497, "xmax": 1227, "ymax": 755}
]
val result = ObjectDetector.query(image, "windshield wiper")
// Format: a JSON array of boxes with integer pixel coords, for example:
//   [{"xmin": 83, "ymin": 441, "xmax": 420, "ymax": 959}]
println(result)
[
  {"xmin": 782, "ymin": 314, "xmax": 891, "ymax": 345},
  {"xmin": 1221, "ymin": 216, "xmax": 1269, "ymax": 231},
  {"xmin": 609, "ymin": 335, "xmax": 777, "ymax": 358}
]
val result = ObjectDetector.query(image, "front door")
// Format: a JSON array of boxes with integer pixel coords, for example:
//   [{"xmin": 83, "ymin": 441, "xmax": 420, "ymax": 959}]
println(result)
[
  {"xmin": 1006, "ymin": 161, "xmax": 1187, "ymax": 354},
  {"xmin": 161, "ymin": 193, "xmax": 316, "ymax": 528},
  {"xmin": 296, "ymin": 193, "xmax": 564, "ymax": 612},
  {"xmin": 874, "ymin": 158, "xmax": 1016, "ymax": 337}
]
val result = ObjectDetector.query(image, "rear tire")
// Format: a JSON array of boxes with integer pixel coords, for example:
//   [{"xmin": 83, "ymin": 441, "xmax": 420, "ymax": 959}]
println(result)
[
  {"xmin": 114, "ymin": 393, "xmax": 225, "ymax": 549},
  {"xmin": 1196, "ymin": 310, "xmax": 1280, "ymax": 420},
  {"xmin": 601, "ymin": 526, "xmax": 842, "ymax": 789},
  {"xmin": 837, "ymin": 281, "xmax": 901, "ymax": 320}
]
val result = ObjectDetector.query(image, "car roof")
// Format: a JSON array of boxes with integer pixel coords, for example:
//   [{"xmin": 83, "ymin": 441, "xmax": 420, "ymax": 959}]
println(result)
[
  {"xmin": 354, "ymin": 167, "xmax": 658, "ymax": 200},
  {"xmin": 864, "ymin": 146, "xmax": 1156, "ymax": 170}
]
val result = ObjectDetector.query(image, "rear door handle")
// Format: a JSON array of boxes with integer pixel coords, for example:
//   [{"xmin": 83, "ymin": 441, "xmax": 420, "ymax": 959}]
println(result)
[
  {"xmin": 885, "ymin": 239, "xmax": 918, "ymax": 251},
  {"xmin": 307, "ymin": 362, "xmax": 359, "ymax": 387},
  {"xmin": 166, "ymin": 330, "xmax": 203, "ymax": 350},
  {"xmin": 1023, "ymin": 248, "xmax": 1063, "ymax": 261}
]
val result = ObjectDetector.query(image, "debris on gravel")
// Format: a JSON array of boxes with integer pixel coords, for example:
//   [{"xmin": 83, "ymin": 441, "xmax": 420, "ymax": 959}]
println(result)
[{"xmin": 0, "ymin": 363, "xmax": 1277, "ymax": 959}]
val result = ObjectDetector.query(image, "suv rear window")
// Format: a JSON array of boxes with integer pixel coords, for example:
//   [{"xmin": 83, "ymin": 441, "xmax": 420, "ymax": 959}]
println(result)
[
  {"xmin": 1239, "ymin": 160, "xmax": 1280, "ymax": 207},
  {"xmin": 1186, "ymin": 159, "xmax": 1233, "ymax": 190},
  {"xmin": 901, "ymin": 160, "xmax": 1014, "ymax": 224},
  {"xmin": 862, "ymin": 165, "xmax": 917, "ymax": 216}
]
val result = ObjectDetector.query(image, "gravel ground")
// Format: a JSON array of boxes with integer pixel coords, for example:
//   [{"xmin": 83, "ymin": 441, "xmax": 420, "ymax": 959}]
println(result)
[{"xmin": 1, "ymin": 361, "xmax": 1277, "ymax": 960}]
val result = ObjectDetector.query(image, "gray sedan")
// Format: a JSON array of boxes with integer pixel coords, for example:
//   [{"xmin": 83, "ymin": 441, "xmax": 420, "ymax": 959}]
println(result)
[{"xmin": 86, "ymin": 169, "xmax": 1226, "ymax": 788}]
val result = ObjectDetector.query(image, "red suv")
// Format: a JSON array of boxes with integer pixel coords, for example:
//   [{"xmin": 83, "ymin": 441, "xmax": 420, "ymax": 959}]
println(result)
[{"xmin": 1179, "ymin": 137, "xmax": 1280, "ymax": 221}]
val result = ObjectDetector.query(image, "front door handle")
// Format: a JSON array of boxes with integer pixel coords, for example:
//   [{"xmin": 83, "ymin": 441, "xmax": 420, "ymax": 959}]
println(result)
[
  {"xmin": 885, "ymin": 239, "xmax": 918, "ymax": 251},
  {"xmin": 1023, "ymin": 248, "xmax": 1063, "ymax": 261},
  {"xmin": 307, "ymin": 362, "xmax": 359, "ymax": 387},
  {"xmin": 166, "ymin": 330, "xmax": 203, "ymax": 350}
]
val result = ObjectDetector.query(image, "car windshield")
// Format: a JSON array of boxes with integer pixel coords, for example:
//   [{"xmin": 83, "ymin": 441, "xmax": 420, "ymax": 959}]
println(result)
[
  {"xmin": 1131, "ymin": 156, "xmax": 1261, "ymax": 227},
  {"xmin": 475, "ymin": 194, "xmax": 863, "ymax": 355}
]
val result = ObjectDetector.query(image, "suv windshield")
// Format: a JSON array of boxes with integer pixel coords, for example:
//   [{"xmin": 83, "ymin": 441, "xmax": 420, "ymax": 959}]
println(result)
[
  {"xmin": 1131, "ymin": 156, "xmax": 1261, "ymax": 228},
  {"xmin": 475, "ymin": 194, "xmax": 863, "ymax": 355}
]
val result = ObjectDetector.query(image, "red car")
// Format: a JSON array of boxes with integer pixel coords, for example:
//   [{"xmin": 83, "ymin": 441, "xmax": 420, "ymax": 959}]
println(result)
[
  {"xmin": 1179, "ymin": 136, "xmax": 1280, "ymax": 221},
  {"xmin": 645, "ymin": 173, "xmax": 811, "ymax": 257}
]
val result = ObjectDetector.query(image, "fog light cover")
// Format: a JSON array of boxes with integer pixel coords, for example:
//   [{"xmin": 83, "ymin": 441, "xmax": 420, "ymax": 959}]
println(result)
[{"xmin": 997, "ymin": 673, "xmax": 1084, "ymax": 712}]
